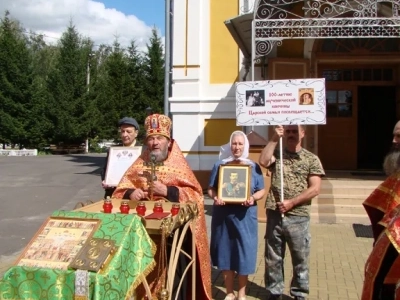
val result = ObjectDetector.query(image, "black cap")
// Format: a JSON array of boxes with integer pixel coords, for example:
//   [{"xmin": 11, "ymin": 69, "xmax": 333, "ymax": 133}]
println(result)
[{"xmin": 118, "ymin": 117, "xmax": 139, "ymax": 130}]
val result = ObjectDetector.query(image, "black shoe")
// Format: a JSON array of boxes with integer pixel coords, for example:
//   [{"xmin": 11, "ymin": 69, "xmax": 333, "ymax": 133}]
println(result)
[
  {"xmin": 294, "ymin": 297, "xmax": 305, "ymax": 300},
  {"xmin": 267, "ymin": 295, "xmax": 282, "ymax": 300}
]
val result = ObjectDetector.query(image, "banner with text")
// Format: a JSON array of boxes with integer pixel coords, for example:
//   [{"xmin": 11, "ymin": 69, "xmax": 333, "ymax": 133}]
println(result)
[{"xmin": 236, "ymin": 78, "xmax": 326, "ymax": 126}]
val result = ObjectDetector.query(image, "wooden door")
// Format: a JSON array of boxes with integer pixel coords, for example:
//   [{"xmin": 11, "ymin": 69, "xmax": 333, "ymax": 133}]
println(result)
[
  {"xmin": 267, "ymin": 58, "xmax": 317, "ymax": 152},
  {"xmin": 357, "ymin": 86, "xmax": 396, "ymax": 169},
  {"xmin": 318, "ymin": 84, "xmax": 357, "ymax": 169},
  {"xmin": 268, "ymin": 58, "xmax": 309, "ymax": 80}
]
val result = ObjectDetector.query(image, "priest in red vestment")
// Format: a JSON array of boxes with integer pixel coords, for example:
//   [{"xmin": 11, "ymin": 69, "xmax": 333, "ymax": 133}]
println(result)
[
  {"xmin": 113, "ymin": 113, "xmax": 212, "ymax": 300},
  {"xmin": 362, "ymin": 122, "xmax": 400, "ymax": 300}
]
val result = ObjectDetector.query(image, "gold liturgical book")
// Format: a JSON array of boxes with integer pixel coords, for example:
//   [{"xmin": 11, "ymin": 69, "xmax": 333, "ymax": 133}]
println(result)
[{"xmin": 69, "ymin": 238, "xmax": 116, "ymax": 272}]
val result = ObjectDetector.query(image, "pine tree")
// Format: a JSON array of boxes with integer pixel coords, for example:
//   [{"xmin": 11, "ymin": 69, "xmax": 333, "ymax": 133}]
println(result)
[
  {"xmin": 46, "ymin": 23, "xmax": 92, "ymax": 144},
  {"xmin": 0, "ymin": 11, "xmax": 31, "ymax": 148},
  {"xmin": 0, "ymin": 13, "xmax": 168, "ymax": 150},
  {"xmin": 89, "ymin": 43, "xmax": 112, "ymax": 140},
  {"xmin": 126, "ymin": 40, "xmax": 148, "ymax": 138},
  {"xmin": 25, "ymin": 33, "xmax": 58, "ymax": 148},
  {"xmin": 96, "ymin": 39, "xmax": 140, "ymax": 141},
  {"xmin": 142, "ymin": 28, "xmax": 165, "ymax": 115},
  {"xmin": 26, "ymin": 76, "xmax": 53, "ymax": 148}
]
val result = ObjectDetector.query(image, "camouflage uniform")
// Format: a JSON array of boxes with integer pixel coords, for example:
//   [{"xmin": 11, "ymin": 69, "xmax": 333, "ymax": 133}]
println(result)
[{"xmin": 265, "ymin": 148, "xmax": 324, "ymax": 298}]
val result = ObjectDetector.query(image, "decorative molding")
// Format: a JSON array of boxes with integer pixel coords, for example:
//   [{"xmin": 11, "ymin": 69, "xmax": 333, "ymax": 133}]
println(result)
[
  {"xmin": 184, "ymin": 0, "xmax": 189, "ymax": 76},
  {"xmin": 255, "ymin": 18, "xmax": 400, "ymax": 40},
  {"xmin": 252, "ymin": 0, "xmax": 400, "ymax": 59},
  {"xmin": 241, "ymin": 0, "xmax": 255, "ymax": 14},
  {"xmin": 173, "ymin": 65, "xmax": 200, "ymax": 69},
  {"xmin": 254, "ymin": 0, "xmax": 399, "ymax": 20}
]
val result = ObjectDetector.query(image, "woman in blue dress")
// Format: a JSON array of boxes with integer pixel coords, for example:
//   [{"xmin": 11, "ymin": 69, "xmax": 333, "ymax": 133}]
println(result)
[{"xmin": 208, "ymin": 130, "xmax": 266, "ymax": 300}]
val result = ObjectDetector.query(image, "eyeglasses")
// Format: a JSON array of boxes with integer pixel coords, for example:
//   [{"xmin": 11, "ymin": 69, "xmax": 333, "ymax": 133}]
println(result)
[{"xmin": 285, "ymin": 130, "xmax": 298, "ymax": 134}]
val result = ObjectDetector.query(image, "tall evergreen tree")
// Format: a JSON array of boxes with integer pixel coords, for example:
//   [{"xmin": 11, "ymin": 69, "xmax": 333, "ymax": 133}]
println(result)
[
  {"xmin": 46, "ymin": 23, "xmax": 92, "ymax": 144},
  {"xmin": 126, "ymin": 40, "xmax": 148, "ymax": 137},
  {"xmin": 0, "ymin": 11, "xmax": 31, "ymax": 148},
  {"xmin": 26, "ymin": 76, "xmax": 53, "ymax": 148},
  {"xmin": 76, "ymin": 37, "xmax": 101, "ymax": 148},
  {"xmin": 96, "ymin": 39, "xmax": 133, "ymax": 140},
  {"xmin": 25, "ymin": 33, "xmax": 58, "ymax": 147},
  {"xmin": 0, "ymin": 13, "xmax": 167, "ymax": 150},
  {"xmin": 142, "ymin": 28, "xmax": 165, "ymax": 115}
]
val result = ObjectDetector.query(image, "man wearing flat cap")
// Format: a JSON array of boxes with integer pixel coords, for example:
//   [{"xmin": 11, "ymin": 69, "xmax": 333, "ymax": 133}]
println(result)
[
  {"xmin": 101, "ymin": 117, "xmax": 142, "ymax": 198},
  {"xmin": 116, "ymin": 117, "xmax": 141, "ymax": 147},
  {"xmin": 113, "ymin": 114, "xmax": 212, "ymax": 300}
]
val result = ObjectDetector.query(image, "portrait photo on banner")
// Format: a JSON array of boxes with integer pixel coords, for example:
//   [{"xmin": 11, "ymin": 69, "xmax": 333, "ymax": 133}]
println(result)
[
  {"xmin": 218, "ymin": 164, "xmax": 251, "ymax": 203},
  {"xmin": 245, "ymin": 90, "xmax": 266, "ymax": 107},
  {"xmin": 298, "ymin": 88, "xmax": 314, "ymax": 105}
]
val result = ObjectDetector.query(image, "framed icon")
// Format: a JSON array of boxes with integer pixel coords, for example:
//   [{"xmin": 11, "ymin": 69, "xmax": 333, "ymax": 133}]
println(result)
[
  {"xmin": 15, "ymin": 217, "xmax": 101, "ymax": 270},
  {"xmin": 218, "ymin": 164, "xmax": 251, "ymax": 203}
]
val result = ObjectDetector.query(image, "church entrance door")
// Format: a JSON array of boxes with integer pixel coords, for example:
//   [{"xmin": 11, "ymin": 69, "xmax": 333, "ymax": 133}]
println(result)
[{"xmin": 357, "ymin": 86, "xmax": 396, "ymax": 170}]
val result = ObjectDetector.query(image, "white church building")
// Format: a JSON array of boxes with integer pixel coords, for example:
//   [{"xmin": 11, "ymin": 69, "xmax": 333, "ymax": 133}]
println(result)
[
  {"xmin": 169, "ymin": 0, "xmax": 256, "ymax": 187},
  {"xmin": 169, "ymin": 0, "xmax": 400, "ymax": 187}
]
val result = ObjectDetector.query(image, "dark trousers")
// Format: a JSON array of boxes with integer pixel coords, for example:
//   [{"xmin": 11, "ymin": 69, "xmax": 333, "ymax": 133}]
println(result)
[{"xmin": 265, "ymin": 209, "xmax": 311, "ymax": 297}]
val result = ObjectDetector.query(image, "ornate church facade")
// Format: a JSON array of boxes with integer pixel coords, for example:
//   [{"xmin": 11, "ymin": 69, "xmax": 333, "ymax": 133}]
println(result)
[{"xmin": 170, "ymin": 0, "xmax": 400, "ymax": 184}]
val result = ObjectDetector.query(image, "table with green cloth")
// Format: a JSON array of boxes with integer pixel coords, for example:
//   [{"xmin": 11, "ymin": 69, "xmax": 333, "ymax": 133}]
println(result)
[{"xmin": 0, "ymin": 210, "xmax": 156, "ymax": 300}]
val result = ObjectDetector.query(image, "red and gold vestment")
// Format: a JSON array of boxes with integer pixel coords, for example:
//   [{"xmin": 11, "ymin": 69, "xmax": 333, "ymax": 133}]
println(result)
[{"xmin": 113, "ymin": 140, "xmax": 212, "ymax": 300}]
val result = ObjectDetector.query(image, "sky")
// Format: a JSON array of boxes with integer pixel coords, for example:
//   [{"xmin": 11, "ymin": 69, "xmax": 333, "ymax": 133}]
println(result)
[{"xmin": 0, "ymin": 0, "xmax": 166, "ymax": 50}]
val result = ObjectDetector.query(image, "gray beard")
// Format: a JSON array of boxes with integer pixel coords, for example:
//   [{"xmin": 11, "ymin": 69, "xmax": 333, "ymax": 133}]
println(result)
[
  {"xmin": 383, "ymin": 150, "xmax": 400, "ymax": 176},
  {"xmin": 150, "ymin": 149, "xmax": 168, "ymax": 162}
]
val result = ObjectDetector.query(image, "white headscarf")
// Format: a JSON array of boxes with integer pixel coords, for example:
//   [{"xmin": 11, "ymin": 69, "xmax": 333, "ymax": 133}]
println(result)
[{"xmin": 219, "ymin": 130, "xmax": 252, "ymax": 164}]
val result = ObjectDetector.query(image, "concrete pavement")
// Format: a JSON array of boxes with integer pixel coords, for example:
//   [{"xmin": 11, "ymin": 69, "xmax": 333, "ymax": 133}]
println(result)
[
  {"xmin": 0, "ymin": 155, "xmax": 374, "ymax": 299},
  {"xmin": 210, "ymin": 222, "xmax": 372, "ymax": 300}
]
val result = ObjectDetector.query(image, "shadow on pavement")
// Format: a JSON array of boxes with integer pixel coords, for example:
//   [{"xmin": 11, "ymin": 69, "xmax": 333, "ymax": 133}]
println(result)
[
  {"xmin": 352, "ymin": 223, "xmax": 373, "ymax": 238},
  {"xmin": 211, "ymin": 268, "xmax": 293, "ymax": 300},
  {"xmin": 65, "ymin": 154, "xmax": 105, "ymax": 175}
]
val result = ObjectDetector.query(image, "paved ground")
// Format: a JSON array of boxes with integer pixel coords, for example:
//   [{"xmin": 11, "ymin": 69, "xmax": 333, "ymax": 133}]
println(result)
[
  {"xmin": 0, "ymin": 154, "xmax": 105, "ymax": 269},
  {"xmin": 210, "ymin": 222, "xmax": 372, "ymax": 300},
  {"xmin": 0, "ymin": 155, "xmax": 373, "ymax": 299}
]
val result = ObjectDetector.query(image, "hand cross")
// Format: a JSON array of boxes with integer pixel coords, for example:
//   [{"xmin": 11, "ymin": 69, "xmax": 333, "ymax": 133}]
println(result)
[{"xmin": 143, "ymin": 154, "xmax": 164, "ymax": 200}]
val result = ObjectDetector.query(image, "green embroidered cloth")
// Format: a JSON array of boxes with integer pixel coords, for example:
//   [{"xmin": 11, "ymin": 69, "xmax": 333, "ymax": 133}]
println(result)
[{"xmin": 0, "ymin": 211, "xmax": 156, "ymax": 300}]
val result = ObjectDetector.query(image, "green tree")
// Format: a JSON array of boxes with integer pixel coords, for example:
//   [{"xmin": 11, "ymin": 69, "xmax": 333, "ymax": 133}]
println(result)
[
  {"xmin": 126, "ymin": 40, "xmax": 149, "ymax": 138},
  {"xmin": 25, "ymin": 33, "xmax": 58, "ymax": 148},
  {"xmin": 95, "ymin": 39, "xmax": 135, "ymax": 140},
  {"xmin": 142, "ymin": 28, "xmax": 165, "ymax": 115},
  {"xmin": 0, "ymin": 13, "xmax": 167, "ymax": 151},
  {"xmin": 46, "ymin": 23, "xmax": 93, "ymax": 144},
  {"xmin": 0, "ymin": 11, "xmax": 31, "ymax": 148},
  {"xmin": 25, "ymin": 76, "xmax": 53, "ymax": 148},
  {"xmin": 28, "ymin": 32, "xmax": 58, "ymax": 80}
]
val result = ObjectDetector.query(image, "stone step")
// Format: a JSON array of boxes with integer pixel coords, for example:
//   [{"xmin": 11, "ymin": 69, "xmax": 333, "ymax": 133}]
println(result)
[
  {"xmin": 310, "ymin": 212, "xmax": 370, "ymax": 224},
  {"xmin": 314, "ymin": 194, "xmax": 368, "ymax": 205},
  {"xmin": 322, "ymin": 177, "xmax": 385, "ymax": 185},
  {"xmin": 322, "ymin": 176, "xmax": 386, "ymax": 185},
  {"xmin": 311, "ymin": 203, "xmax": 365, "ymax": 215},
  {"xmin": 286, "ymin": 176, "xmax": 381, "ymax": 224},
  {"xmin": 319, "ymin": 186, "xmax": 375, "ymax": 196}
]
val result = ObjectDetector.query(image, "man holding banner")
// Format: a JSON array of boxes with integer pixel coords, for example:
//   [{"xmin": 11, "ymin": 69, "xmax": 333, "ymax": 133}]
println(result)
[{"xmin": 259, "ymin": 124, "xmax": 325, "ymax": 300}]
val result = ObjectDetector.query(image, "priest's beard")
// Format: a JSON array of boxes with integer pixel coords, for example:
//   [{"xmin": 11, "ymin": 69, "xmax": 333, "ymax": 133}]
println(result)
[
  {"xmin": 383, "ymin": 144, "xmax": 400, "ymax": 176},
  {"xmin": 150, "ymin": 148, "xmax": 168, "ymax": 162}
]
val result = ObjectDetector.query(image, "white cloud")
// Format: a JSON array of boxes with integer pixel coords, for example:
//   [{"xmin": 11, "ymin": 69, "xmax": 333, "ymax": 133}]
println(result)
[{"xmin": 0, "ymin": 0, "xmax": 159, "ymax": 50}]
